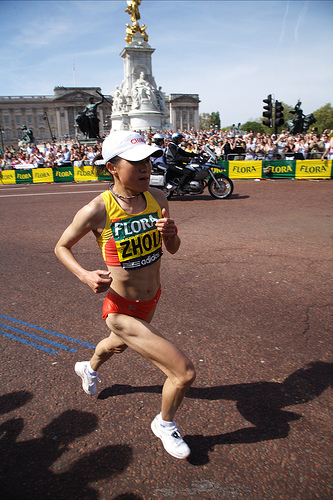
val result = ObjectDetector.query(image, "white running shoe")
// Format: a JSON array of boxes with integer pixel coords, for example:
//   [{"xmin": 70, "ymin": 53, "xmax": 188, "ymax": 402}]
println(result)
[
  {"xmin": 151, "ymin": 415, "xmax": 191, "ymax": 459},
  {"xmin": 75, "ymin": 361, "xmax": 101, "ymax": 396}
]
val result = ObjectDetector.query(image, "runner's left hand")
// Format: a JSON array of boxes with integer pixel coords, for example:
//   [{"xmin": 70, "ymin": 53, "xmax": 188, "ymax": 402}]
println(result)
[{"xmin": 156, "ymin": 208, "xmax": 177, "ymax": 238}]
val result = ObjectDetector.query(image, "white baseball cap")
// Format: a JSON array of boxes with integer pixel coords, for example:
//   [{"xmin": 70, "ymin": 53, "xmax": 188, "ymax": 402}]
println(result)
[{"xmin": 99, "ymin": 131, "xmax": 162, "ymax": 164}]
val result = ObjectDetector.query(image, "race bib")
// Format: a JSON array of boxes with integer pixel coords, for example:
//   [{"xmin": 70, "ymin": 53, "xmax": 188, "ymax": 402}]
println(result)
[{"xmin": 110, "ymin": 212, "xmax": 162, "ymax": 269}]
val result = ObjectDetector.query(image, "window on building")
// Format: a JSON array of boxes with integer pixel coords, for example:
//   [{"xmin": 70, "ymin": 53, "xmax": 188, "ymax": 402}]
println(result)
[
  {"xmin": 6, "ymin": 132, "xmax": 12, "ymax": 140},
  {"xmin": 50, "ymin": 115, "xmax": 54, "ymax": 123},
  {"xmin": 39, "ymin": 116, "xmax": 44, "ymax": 124},
  {"xmin": 4, "ymin": 116, "xmax": 9, "ymax": 125},
  {"xmin": 27, "ymin": 116, "xmax": 32, "ymax": 124},
  {"xmin": 40, "ymin": 130, "xmax": 45, "ymax": 139},
  {"xmin": 16, "ymin": 116, "xmax": 21, "ymax": 125}
]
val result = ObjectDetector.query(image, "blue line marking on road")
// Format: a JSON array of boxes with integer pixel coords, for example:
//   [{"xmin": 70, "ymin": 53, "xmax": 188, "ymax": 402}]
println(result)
[
  {"xmin": 0, "ymin": 314, "xmax": 96, "ymax": 348},
  {"xmin": 0, "ymin": 330, "xmax": 58, "ymax": 354},
  {"xmin": 0, "ymin": 322, "xmax": 77, "ymax": 353}
]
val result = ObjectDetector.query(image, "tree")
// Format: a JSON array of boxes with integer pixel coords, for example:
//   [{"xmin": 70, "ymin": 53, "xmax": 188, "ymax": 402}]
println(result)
[
  {"xmin": 211, "ymin": 111, "xmax": 221, "ymax": 129},
  {"xmin": 199, "ymin": 111, "xmax": 220, "ymax": 130},
  {"xmin": 199, "ymin": 113, "xmax": 211, "ymax": 130},
  {"xmin": 313, "ymin": 103, "xmax": 333, "ymax": 133},
  {"xmin": 241, "ymin": 120, "xmax": 266, "ymax": 135}
]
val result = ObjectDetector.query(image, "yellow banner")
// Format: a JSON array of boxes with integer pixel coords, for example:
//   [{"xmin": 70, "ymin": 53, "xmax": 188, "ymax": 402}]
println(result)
[
  {"xmin": 0, "ymin": 169, "xmax": 16, "ymax": 185},
  {"xmin": 228, "ymin": 160, "xmax": 262, "ymax": 179},
  {"xmin": 32, "ymin": 168, "xmax": 54, "ymax": 184},
  {"xmin": 74, "ymin": 165, "xmax": 98, "ymax": 182},
  {"xmin": 295, "ymin": 159, "xmax": 332, "ymax": 179}
]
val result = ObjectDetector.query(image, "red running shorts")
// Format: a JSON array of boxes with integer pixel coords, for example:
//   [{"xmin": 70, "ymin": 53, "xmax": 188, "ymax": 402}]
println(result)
[{"xmin": 102, "ymin": 285, "xmax": 161, "ymax": 322}]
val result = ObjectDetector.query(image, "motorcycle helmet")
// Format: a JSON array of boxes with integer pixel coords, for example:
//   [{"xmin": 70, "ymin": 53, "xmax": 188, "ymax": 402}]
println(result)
[
  {"xmin": 153, "ymin": 133, "xmax": 164, "ymax": 147},
  {"xmin": 171, "ymin": 132, "xmax": 184, "ymax": 145}
]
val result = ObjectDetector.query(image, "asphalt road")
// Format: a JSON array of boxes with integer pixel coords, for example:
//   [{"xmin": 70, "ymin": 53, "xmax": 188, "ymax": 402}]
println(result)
[{"xmin": 0, "ymin": 179, "xmax": 332, "ymax": 499}]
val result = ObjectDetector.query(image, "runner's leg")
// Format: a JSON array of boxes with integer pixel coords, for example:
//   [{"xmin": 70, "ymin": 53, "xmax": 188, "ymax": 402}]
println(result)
[
  {"xmin": 105, "ymin": 313, "xmax": 196, "ymax": 422},
  {"xmin": 90, "ymin": 331, "xmax": 128, "ymax": 371}
]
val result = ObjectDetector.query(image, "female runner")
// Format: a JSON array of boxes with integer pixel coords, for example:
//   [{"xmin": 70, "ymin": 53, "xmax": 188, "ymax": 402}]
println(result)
[{"xmin": 55, "ymin": 131, "xmax": 196, "ymax": 459}]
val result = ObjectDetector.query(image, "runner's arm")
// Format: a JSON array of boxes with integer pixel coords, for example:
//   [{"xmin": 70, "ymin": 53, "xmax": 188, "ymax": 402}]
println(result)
[
  {"xmin": 54, "ymin": 198, "xmax": 112, "ymax": 293},
  {"xmin": 150, "ymin": 187, "xmax": 181, "ymax": 255}
]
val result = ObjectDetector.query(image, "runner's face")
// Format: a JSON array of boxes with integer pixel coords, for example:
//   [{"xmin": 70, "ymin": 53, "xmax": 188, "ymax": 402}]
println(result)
[{"xmin": 109, "ymin": 156, "xmax": 152, "ymax": 193}]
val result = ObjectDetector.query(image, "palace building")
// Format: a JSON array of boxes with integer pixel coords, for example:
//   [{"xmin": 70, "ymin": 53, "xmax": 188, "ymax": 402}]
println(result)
[{"xmin": 0, "ymin": 87, "xmax": 200, "ymax": 146}]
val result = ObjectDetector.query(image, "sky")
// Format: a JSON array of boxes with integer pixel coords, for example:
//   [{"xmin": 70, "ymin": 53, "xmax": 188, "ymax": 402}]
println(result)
[{"xmin": 1, "ymin": 0, "xmax": 332, "ymax": 127}]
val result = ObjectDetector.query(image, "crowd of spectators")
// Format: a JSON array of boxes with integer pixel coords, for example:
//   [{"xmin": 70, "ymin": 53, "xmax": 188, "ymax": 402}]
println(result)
[
  {"xmin": 1, "ymin": 127, "xmax": 333, "ymax": 171},
  {"xmin": 153, "ymin": 128, "xmax": 333, "ymax": 161},
  {"xmin": 0, "ymin": 141, "xmax": 100, "ymax": 170}
]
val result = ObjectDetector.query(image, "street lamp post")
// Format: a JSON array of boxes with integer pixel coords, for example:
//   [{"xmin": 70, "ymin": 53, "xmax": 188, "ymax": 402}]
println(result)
[
  {"xmin": 0, "ymin": 125, "xmax": 4, "ymax": 153},
  {"xmin": 104, "ymin": 115, "xmax": 111, "ymax": 135},
  {"xmin": 43, "ymin": 111, "xmax": 56, "ymax": 142}
]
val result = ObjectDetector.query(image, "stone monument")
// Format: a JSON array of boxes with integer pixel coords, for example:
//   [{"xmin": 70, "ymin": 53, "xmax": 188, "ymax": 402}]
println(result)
[
  {"xmin": 111, "ymin": 0, "xmax": 171, "ymax": 131},
  {"xmin": 19, "ymin": 125, "xmax": 35, "ymax": 146}
]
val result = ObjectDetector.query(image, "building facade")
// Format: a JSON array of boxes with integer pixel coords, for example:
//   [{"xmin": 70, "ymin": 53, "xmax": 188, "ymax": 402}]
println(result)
[
  {"xmin": 0, "ymin": 87, "xmax": 200, "ymax": 146},
  {"xmin": 168, "ymin": 94, "xmax": 200, "ymax": 131},
  {"xmin": 0, "ymin": 87, "xmax": 113, "ymax": 145}
]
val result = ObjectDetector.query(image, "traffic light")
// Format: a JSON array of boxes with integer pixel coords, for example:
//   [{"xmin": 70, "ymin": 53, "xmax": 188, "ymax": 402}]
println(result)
[
  {"xmin": 274, "ymin": 100, "xmax": 284, "ymax": 129},
  {"xmin": 263, "ymin": 94, "xmax": 273, "ymax": 127}
]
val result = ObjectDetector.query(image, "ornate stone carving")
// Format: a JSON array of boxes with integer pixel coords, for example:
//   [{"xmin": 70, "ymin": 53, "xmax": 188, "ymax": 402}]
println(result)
[{"xmin": 132, "ymin": 71, "xmax": 157, "ymax": 110}]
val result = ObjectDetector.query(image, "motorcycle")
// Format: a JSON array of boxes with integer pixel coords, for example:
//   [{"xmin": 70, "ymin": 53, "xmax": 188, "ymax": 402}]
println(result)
[{"xmin": 150, "ymin": 146, "xmax": 234, "ymax": 199}]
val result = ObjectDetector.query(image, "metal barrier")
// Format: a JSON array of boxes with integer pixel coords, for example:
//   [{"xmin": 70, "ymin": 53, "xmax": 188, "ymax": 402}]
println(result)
[
  {"xmin": 226, "ymin": 154, "xmax": 246, "ymax": 161},
  {"xmin": 308, "ymin": 152, "xmax": 323, "ymax": 159}
]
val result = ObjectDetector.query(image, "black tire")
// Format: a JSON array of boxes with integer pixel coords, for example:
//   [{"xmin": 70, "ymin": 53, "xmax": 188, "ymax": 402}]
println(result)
[{"xmin": 208, "ymin": 174, "xmax": 233, "ymax": 199}]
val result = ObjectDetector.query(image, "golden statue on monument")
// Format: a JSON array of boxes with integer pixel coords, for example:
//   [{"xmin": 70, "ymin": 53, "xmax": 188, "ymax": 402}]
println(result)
[
  {"xmin": 125, "ymin": 0, "xmax": 141, "ymax": 23},
  {"xmin": 125, "ymin": 0, "xmax": 148, "ymax": 43}
]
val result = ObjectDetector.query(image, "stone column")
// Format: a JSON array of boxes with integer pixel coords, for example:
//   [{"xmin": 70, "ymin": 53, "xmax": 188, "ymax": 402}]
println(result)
[{"xmin": 112, "ymin": 32, "xmax": 171, "ymax": 131}]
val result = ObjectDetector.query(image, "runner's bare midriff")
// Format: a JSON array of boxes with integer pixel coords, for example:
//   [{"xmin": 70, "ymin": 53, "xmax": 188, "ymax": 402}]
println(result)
[{"xmin": 107, "ymin": 259, "xmax": 161, "ymax": 301}]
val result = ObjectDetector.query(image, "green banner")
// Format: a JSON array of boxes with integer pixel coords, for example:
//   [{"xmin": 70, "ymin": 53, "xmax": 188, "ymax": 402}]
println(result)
[
  {"xmin": 262, "ymin": 160, "xmax": 296, "ymax": 179},
  {"xmin": 53, "ymin": 166, "xmax": 74, "ymax": 183},
  {"xmin": 216, "ymin": 160, "xmax": 229, "ymax": 176},
  {"xmin": 15, "ymin": 169, "xmax": 34, "ymax": 184},
  {"xmin": 98, "ymin": 171, "xmax": 112, "ymax": 181}
]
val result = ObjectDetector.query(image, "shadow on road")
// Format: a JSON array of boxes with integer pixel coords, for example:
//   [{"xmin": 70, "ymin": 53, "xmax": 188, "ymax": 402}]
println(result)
[
  {"xmin": 169, "ymin": 193, "xmax": 250, "ymax": 202},
  {"xmin": 0, "ymin": 390, "xmax": 33, "ymax": 415},
  {"xmin": 99, "ymin": 361, "xmax": 332, "ymax": 466},
  {"xmin": 185, "ymin": 361, "xmax": 333, "ymax": 464},
  {"xmin": 0, "ymin": 404, "xmax": 132, "ymax": 499}
]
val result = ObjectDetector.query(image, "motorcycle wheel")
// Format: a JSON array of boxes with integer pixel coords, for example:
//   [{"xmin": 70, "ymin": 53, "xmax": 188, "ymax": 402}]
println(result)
[
  {"xmin": 208, "ymin": 174, "xmax": 233, "ymax": 199},
  {"xmin": 162, "ymin": 186, "xmax": 173, "ymax": 200}
]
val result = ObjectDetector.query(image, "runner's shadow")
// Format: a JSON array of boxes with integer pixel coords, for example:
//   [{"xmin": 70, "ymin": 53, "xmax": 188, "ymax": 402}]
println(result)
[
  {"xmin": 98, "ymin": 361, "xmax": 332, "ymax": 466},
  {"xmin": 0, "ymin": 390, "xmax": 33, "ymax": 414},
  {"xmin": 98, "ymin": 384, "xmax": 162, "ymax": 399},
  {"xmin": 184, "ymin": 361, "xmax": 333, "ymax": 465},
  {"xmin": 0, "ymin": 408, "xmax": 132, "ymax": 499}
]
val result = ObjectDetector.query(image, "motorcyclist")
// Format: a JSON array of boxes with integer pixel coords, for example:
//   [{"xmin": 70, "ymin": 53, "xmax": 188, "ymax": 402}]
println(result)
[
  {"xmin": 152, "ymin": 133, "xmax": 165, "ymax": 149},
  {"xmin": 165, "ymin": 133, "xmax": 199, "ymax": 191},
  {"xmin": 151, "ymin": 133, "xmax": 168, "ymax": 170}
]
